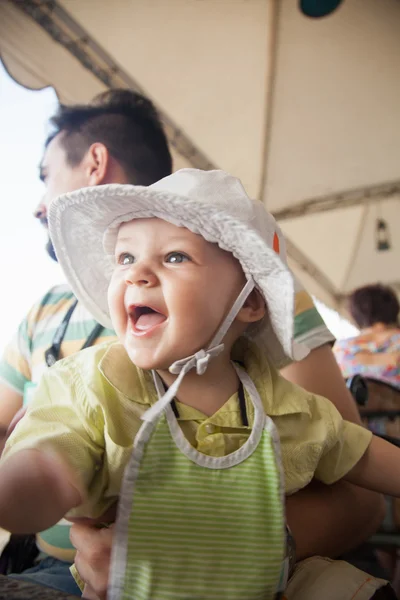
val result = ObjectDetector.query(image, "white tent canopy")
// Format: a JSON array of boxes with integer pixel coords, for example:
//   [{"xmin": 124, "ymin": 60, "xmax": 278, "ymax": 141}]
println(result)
[{"xmin": 1, "ymin": 0, "xmax": 399, "ymax": 314}]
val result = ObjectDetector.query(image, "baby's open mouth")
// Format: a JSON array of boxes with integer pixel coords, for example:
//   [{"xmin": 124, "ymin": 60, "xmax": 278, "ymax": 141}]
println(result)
[{"xmin": 130, "ymin": 305, "xmax": 167, "ymax": 332}]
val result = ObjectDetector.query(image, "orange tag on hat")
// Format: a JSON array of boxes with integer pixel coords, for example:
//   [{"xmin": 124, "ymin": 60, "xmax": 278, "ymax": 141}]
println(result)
[{"xmin": 273, "ymin": 232, "xmax": 280, "ymax": 254}]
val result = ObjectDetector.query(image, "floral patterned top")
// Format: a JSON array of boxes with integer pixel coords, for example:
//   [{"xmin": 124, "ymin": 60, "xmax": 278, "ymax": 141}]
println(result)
[{"xmin": 333, "ymin": 329, "xmax": 400, "ymax": 390}]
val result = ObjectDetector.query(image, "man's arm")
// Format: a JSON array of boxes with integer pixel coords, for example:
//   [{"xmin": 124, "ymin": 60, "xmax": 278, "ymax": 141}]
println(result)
[
  {"xmin": 281, "ymin": 344, "xmax": 361, "ymax": 423},
  {"xmin": 0, "ymin": 381, "xmax": 23, "ymax": 429},
  {"xmin": 286, "ymin": 478, "xmax": 383, "ymax": 561},
  {"xmin": 282, "ymin": 344, "xmax": 385, "ymax": 558},
  {"xmin": 0, "ymin": 293, "xmax": 49, "ymax": 428},
  {"xmin": 0, "ymin": 382, "xmax": 24, "ymax": 456},
  {"xmin": 345, "ymin": 435, "xmax": 400, "ymax": 497}
]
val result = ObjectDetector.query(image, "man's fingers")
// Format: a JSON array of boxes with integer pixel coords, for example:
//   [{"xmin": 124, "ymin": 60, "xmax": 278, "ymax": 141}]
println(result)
[
  {"xmin": 70, "ymin": 522, "xmax": 102, "ymax": 548},
  {"xmin": 70, "ymin": 522, "xmax": 114, "ymax": 562},
  {"xmin": 82, "ymin": 583, "xmax": 102, "ymax": 600},
  {"xmin": 71, "ymin": 523, "xmax": 113, "ymax": 600},
  {"xmin": 68, "ymin": 502, "xmax": 117, "ymax": 527},
  {"xmin": 74, "ymin": 552, "xmax": 97, "ymax": 599}
]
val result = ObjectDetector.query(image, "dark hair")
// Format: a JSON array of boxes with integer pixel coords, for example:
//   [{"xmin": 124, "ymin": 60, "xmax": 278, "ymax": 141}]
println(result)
[
  {"xmin": 46, "ymin": 89, "xmax": 172, "ymax": 185},
  {"xmin": 348, "ymin": 284, "xmax": 400, "ymax": 328}
]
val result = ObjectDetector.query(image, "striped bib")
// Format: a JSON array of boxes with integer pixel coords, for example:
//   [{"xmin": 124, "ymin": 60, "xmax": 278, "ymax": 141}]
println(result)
[{"xmin": 109, "ymin": 366, "xmax": 286, "ymax": 600}]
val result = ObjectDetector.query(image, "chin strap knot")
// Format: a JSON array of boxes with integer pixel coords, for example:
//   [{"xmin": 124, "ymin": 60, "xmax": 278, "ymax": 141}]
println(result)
[
  {"xmin": 142, "ymin": 344, "xmax": 225, "ymax": 423},
  {"xmin": 169, "ymin": 344, "xmax": 225, "ymax": 376}
]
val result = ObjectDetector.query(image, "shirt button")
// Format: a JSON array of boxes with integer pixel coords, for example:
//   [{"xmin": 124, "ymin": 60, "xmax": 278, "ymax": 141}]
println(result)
[{"xmin": 205, "ymin": 424, "xmax": 215, "ymax": 434}]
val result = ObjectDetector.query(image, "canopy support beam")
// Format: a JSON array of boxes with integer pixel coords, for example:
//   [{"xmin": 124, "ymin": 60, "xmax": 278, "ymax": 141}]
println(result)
[
  {"xmin": 10, "ymin": 0, "xmax": 342, "ymax": 307},
  {"xmin": 273, "ymin": 180, "xmax": 400, "ymax": 221},
  {"xmin": 12, "ymin": 0, "xmax": 216, "ymax": 171},
  {"xmin": 258, "ymin": 0, "xmax": 280, "ymax": 200}
]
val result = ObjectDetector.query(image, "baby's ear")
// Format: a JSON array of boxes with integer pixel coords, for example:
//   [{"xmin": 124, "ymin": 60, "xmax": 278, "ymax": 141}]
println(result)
[{"xmin": 237, "ymin": 288, "xmax": 266, "ymax": 324}]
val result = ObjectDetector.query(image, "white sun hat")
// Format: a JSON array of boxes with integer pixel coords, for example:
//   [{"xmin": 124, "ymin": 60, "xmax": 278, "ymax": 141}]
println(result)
[{"xmin": 49, "ymin": 168, "xmax": 304, "ymax": 369}]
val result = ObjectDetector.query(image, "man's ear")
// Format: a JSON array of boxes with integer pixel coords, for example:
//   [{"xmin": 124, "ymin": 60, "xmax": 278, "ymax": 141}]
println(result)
[
  {"xmin": 236, "ymin": 288, "xmax": 266, "ymax": 324},
  {"xmin": 85, "ymin": 143, "xmax": 110, "ymax": 186}
]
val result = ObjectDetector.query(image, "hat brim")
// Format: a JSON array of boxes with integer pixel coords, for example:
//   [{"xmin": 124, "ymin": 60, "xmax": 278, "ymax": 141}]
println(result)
[{"xmin": 49, "ymin": 184, "xmax": 295, "ymax": 367}]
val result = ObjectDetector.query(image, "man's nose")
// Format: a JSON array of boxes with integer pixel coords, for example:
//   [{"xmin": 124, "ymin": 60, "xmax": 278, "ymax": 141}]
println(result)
[{"xmin": 34, "ymin": 201, "xmax": 47, "ymax": 220}]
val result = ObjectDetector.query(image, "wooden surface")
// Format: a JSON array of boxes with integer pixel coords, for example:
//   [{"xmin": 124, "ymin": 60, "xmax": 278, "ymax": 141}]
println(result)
[{"xmin": 0, "ymin": 575, "xmax": 80, "ymax": 599}]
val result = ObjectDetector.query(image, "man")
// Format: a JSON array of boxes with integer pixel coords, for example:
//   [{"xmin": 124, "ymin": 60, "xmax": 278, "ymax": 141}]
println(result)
[
  {"xmin": 0, "ymin": 88, "xmax": 172, "ymax": 595},
  {"xmin": 0, "ymin": 88, "xmax": 172, "ymax": 425},
  {"xmin": 0, "ymin": 89, "xmax": 384, "ymax": 596}
]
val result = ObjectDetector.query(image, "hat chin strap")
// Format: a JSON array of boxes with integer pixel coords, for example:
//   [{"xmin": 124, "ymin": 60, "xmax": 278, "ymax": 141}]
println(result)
[{"xmin": 141, "ymin": 278, "xmax": 255, "ymax": 423}]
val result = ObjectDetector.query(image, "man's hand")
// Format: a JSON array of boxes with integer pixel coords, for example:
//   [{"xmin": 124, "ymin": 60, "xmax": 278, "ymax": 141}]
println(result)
[
  {"xmin": 70, "ymin": 523, "xmax": 114, "ymax": 600},
  {"xmin": 69, "ymin": 503, "xmax": 117, "ymax": 600}
]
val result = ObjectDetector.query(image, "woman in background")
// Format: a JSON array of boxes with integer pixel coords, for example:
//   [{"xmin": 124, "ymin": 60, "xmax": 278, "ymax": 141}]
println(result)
[{"xmin": 334, "ymin": 284, "xmax": 400, "ymax": 389}]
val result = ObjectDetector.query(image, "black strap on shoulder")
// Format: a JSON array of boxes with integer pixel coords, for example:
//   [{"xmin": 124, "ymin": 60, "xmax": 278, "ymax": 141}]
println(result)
[
  {"xmin": 81, "ymin": 323, "xmax": 104, "ymax": 350},
  {"xmin": 44, "ymin": 299, "xmax": 78, "ymax": 367},
  {"xmin": 45, "ymin": 299, "xmax": 104, "ymax": 367}
]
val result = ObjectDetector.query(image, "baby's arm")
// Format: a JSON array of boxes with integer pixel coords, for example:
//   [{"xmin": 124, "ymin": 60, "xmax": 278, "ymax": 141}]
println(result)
[
  {"xmin": 0, "ymin": 447, "xmax": 83, "ymax": 533},
  {"xmin": 344, "ymin": 435, "xmax": 400, "ymax": 497},
  {"xmin": 312, "ymin": 399, "xmax": 400, "ymax": 497},
  {"xmin": 0, "ymin": 362, "xmax": 105, "ymax": 534}
]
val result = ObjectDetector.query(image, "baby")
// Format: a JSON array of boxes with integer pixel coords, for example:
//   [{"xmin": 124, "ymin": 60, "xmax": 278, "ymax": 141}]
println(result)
[{"xmin": 1, "ymin": 169, "xmax": 399, "ymax": 600}]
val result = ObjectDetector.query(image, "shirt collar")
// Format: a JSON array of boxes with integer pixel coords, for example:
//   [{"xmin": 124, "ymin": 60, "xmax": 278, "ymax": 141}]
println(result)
[
  {"xmin": 98, "ymin": 342, "xmax": 157, "ymax": 406},
  {"xmin": 98, "ymin": 339, "xmax": 311, "ymax": 422}
]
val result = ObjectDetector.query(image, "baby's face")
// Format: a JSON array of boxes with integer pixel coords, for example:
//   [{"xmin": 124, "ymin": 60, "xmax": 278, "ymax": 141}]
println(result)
[{"xmin": 108, "ymin": 218, "xmax": 246, "ymax": 371}]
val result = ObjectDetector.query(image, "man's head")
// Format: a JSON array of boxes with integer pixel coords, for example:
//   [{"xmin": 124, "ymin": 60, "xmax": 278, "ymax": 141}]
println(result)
[{"xmin": 36, "ymin": 89, "xmax": 172, "ymax": 259}]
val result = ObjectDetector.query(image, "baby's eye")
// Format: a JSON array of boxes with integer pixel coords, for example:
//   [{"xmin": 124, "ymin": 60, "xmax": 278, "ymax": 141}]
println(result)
[
  {"xmin": 118, "ymin": 253, "xmax": 135, "ymax": 265},
  {"xmin": 165, "ymin": 252, "xmax": 190, "ymax": 264}
]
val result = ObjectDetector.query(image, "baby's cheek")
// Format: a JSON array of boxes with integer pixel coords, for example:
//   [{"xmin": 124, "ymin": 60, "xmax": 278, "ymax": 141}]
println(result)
[{"xmin": 108, "ymin": 289, "xmax": 126, "ymax": 335}]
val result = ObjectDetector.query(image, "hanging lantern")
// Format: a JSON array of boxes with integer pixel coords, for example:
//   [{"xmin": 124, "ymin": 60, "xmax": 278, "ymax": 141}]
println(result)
[
  {"xmin": 376, "ymin": 218, "xmax": 391, "ymax": 252},
  {"xmin": 300, "ymin": 0, "xmax": 344, "ymax": 18}
]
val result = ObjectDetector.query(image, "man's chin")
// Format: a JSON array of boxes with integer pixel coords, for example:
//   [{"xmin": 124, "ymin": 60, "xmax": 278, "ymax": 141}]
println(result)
[{"xmin": 46, "ymin": 239, "xmax": 58, "ymax": 262}]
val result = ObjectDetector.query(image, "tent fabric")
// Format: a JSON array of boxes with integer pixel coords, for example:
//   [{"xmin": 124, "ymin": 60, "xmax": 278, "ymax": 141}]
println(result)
[{"xmin": 1, "ymin": 0, "xmax": 399, "ymax": 316}]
